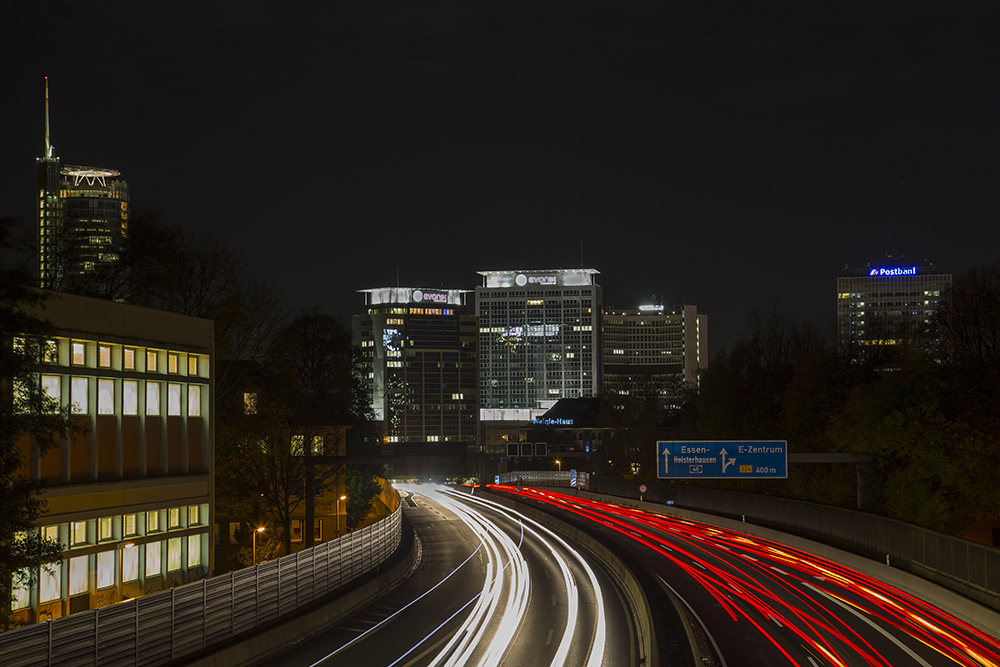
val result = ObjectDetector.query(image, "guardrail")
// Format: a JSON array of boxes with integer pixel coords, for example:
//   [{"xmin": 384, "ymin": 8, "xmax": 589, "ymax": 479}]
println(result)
[
  {"xmin": 672, "ymin": 485, "xmax": 1000, "ymax": 612},
  {"xmin": 0, "ymin": 504, "xmax": 403, "ymax": 667}
]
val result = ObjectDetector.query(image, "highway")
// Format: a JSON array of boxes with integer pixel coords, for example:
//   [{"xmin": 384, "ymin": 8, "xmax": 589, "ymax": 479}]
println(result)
[
  {"xmin": 255, "ymin": 485, "xmax": 633, "ymax": 667},
  {"xmin": 499, "ymin": 486, "xmax": 1000, "ymax": 667}
]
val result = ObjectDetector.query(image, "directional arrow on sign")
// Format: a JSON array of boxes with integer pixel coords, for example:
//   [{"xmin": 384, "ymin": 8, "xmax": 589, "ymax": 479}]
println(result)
[
  {"xmin": 661, "ymin": 446, "xmax": 669, "ymax": 474},
  {"xmin": 720, "ymin": 448, "xmax": 735, "ymax": 474}
]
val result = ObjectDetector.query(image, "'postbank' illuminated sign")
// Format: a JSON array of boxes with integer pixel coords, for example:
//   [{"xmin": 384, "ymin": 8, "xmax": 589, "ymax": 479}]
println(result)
[{"xmin": 869, "ymin": 267, "xmax": 918, "ymax": 277}]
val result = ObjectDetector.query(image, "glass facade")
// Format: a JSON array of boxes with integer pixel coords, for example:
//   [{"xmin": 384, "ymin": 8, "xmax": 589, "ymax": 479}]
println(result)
[{"xmin": 476, "ymin": 269, "xmax": 602, "ymax": 410}]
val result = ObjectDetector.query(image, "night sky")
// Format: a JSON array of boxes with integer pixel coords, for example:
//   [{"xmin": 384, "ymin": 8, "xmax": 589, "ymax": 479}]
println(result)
[{"xmin": 3, "ymin": 2, "xmax": 999, "ymax": 357}]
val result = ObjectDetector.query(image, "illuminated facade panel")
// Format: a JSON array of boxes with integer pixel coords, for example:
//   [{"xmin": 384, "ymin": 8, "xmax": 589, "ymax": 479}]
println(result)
[
  {"xmin": 602, "ymin": 303, "xmax": 706, "ymax": 392},
  {"xmin": 837, "ymin": 262, "xmax": 951, "ymax": 350},
  {"xmin": 353, "ymin": 288, "xmax": 479, "ymax": 446},
  {"xmin": 476, "ymin": 269, "xmax": 603, "ymax": 410}
]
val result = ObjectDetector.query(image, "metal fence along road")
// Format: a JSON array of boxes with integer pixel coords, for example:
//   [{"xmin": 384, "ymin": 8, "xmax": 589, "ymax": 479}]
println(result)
[
  {"xmin": 672, "ymin": 485, "xmax": 1000, "ymax": 612},
  {"xmin": 0, "ymin": 505, "xmax": 402, "ymax": 667}
]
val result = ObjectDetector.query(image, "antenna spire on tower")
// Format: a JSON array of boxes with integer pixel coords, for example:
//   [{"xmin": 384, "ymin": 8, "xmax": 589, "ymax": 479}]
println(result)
[{"xmin": 44, "ymin": 76, "xmax": 52, "ymax": 158}]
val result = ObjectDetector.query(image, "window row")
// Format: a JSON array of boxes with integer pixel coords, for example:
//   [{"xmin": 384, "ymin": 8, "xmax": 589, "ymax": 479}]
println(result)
[
  {"xmin": 11, "ymin": 534, "xmax": 205, "ymax": 608},
  {"xmin": 19, "ymin": 338, "xmax": 206, "ymax": 376},
  {"xmin": 41, "ymin": 506, "xmax": 205, "ymax": 549},
  {"xmin": 41, "ymin": 376, "xmax": 204, "ymax": 417}
]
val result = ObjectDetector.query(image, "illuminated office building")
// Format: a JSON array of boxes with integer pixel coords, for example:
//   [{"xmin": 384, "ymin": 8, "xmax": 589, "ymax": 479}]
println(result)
[
  {"xmin": 477, "ymin": 269, "xmax": 602, "ymax": 410},
  {"xmin": 36, "ymin": 78, "xmax": 129, "ymax": 290},
  {"xmin": 603, "ymin": 303, "xmax": 706, "ymax": 392},
  {"xmin": 11, "ymin": 293, "xmax": 213, "ymax": 624},
  {"xmin": 837, "ymin": 261, "xmax": 951, "ymax": 350},
  {"xmin": 353, "ymin": 288, "xmax": 479, "ymax": 445}
]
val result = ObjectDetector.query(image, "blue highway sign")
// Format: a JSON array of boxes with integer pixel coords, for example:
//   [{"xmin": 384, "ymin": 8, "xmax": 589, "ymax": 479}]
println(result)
[{"xmin": 657, "ymin": 441, "xmax": 787, "ymax": 479}]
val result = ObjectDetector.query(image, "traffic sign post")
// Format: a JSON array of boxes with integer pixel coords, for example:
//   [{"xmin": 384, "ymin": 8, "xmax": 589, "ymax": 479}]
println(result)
[
  {"xmin": 639, "ymin": 483, "xmax": 647, "ymax": 501},
  {"xmin": 570, "ymin": 469, "xmax": 577, "ymax": 488},
  {"xmin": 657, "ymin": 441, "xmax": 787, "ymax": 479}
]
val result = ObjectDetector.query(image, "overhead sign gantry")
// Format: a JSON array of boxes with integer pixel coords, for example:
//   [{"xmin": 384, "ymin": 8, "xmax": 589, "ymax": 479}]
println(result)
[{"xmin": 656, "ymin": 441, "xmax": 787, "ymax": 479}]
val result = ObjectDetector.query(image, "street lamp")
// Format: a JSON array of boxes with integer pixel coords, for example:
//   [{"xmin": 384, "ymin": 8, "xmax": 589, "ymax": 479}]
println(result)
[
  {"xmin": 118, "ymin": 542, "xmax": 135, "ymax": 602},
  {"xmin": 338, "ymin": 496, "xmax": 347, "ymax": 537},
  {"xmin": 252, "ymin": 526, "xmax": 265, "ymax": 565},
  {"xmin": 555, "ymin": 459, "xmax": 562, "ymax": 472}
]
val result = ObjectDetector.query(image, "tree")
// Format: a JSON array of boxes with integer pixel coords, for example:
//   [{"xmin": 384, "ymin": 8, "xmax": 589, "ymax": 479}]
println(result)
[
  {"xmin": 217, "ymin": 310, "xmax": 373, "ymax": 555},
  {"xmin": 0, "ymin": 217, "xmax": 72, "ymax": 629}
]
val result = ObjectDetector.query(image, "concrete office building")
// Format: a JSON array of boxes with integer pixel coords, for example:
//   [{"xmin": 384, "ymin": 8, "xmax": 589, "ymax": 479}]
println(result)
[
  {"xmin": 477, "ymin": 269, "xmax": 602, "ymax": 410},
  {"xmin": 353, "ymin": 287, "xmax": 479, "ymax": 446},
  {"xmin": 36, "ymin": 78, "xmax": 129, "ymax": 290},
  {"xmin": 837, "ymin": 261, "xmax": 951, "ymax": 350},
  {"xmin": 603, "ymin": 303, "xmax": 707, "ymax": 392},
  {"xmin": 10, "ymin": 292, "xmax": 213, "ymax": 624}
]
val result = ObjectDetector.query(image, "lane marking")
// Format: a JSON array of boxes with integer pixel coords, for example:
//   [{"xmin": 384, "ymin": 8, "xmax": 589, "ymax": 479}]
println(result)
[
  {"xmin": 656, "ymin": 574, "xmax": 728, "ymax": 667},
  {"xmin": 803, "ymin": 583, "xmax": 934, "ymax": 667},
  {"xmin": 545, "ymin": 629, "xmax": 554, "ymax": 646},
  {"xmin": 807, "ymin": 658, "xmax": 820, "ymax": 666},
  {"xmin": 768, "ymin": 614, "xmax": 783, "ymax": 628},
  {"xmin": 552, "ymin": 594, "xmax": 557, "ymax": 606},
  {"xmin": 399, "ymin": 628, "xmax": 458, "ymax": 667}
]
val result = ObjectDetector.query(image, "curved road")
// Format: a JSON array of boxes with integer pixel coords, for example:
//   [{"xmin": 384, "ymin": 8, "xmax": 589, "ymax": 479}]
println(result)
[
  {"xmin": 499, "ymin": 485, "xmax": 1000, "ymax": 667},
  {"xmin": 255, "ymin": 485, "xmax": 633, "ymax": 667}
]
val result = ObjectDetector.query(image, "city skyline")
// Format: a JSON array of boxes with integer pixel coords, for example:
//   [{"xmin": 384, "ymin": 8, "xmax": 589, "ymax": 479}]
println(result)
[{"xmin": 2, "ymin": 3, "xmax": 998, "ymax": 357}]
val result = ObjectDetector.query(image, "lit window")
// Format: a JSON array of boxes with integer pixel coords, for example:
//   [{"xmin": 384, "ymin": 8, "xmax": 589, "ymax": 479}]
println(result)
[
  {"xmin": 43, "ymin": 340, "xmax": 58, "ymax": 363},
  {"xmin": 98, "ymin": 379, "xmax": 114, "ymax": 415},
  {"xmin": 188, "ymin": 505, "xmax": 199, "ymax": 526},
  {"xmin": 147, "ymin": 510, "xmax": 160, "ymax": 533},
  {"xmin": 124, "ymin": 348, "xmax": 135, "ymax": 371},
  {"xmin": 124, "ymin": 514, "xmax": 137, "ymax": 536},
  {"xmin": 122, "ymin": 546, "xmax": 138, "ymax": 583},
  {"xmin": 43, "ymin": 525, "xmax": 59, "ymax": 546},
  {"xmin": 146, "ymin": 350, "xmax": 157, "ymax": 373},
  {"xmin": 188, "ymin": 356, "xmax": 198, "ymax": 376},
  {"xmin": 97, "ymin": 551, "xmax": 114, "ymax": 588},
  {"xmin": 72, "ymin": 521, "xmax": 87, "ymax": 545},
  {"xmin": 244, "ymin": 392, "xmax": 257, "ymax": 415},
  {"xmin": 11, "ymin": 569, "xmax": 30, "ymax": 610},
  {"xmin": 167, "ymin": 384, "xmax": 181, "ymax": 416},
  {"xmin": 169, "ymin": 507, "xmax": 180, "ymax": 529},
  {"xmin": 72, "ymin": 342, "xmax": 85, "ymax": 365},
  {"xmin": 99, "ymin": 516, "xmax": 113, "ymax": 541},
  {"xmin": 291, "ymin": 435, "xmax": 304, "ymax": 456},
  {"xmin": 39, "ymin": 562, "xmax": 60, "ymax": 602},
  {"xmin": 291, "ymin": 520, "xmax": 303, "ymax": 542},
  {"xmin": 168, "ymin": 353, "xmax": 178, "ymax": 374},
  {"xmin": 314, "ymin": 520, "xmax": 323, "ymax": 541},
  {"xmin": 188, "ymin": 385, "xmax": 201, "ymax": 417},
  {"xmin": 146, "ymin": 382, "xmax": 160, "ymax": 416},
  {"xmin": 167, "ymin": 538, "xmax": 181, "ymax": 571},
  {"xmin": 188, "ymin": 534, "xmax": 201, "ymax": 567},
  {"xmin": 146, "ymin": 541, "xmax": 161, "ymax": 577},
  {"xmin": 69, "ymin": 556, "xmax": 88, "ymax": 596},
  {"xmin": 99, "ymin": 345, "xmax": 111, "ymax": 368},
  {"xmin": 42, "ymin": 375, "xmax": 60, "ymax": 409},
  {"xmin": 312, "ymin": 435, "xmax": 323, "ymax": 455},
  {"xmin": 71, "ymin": 377, "xmax": 88, "ymax": 413},
  {"xmin": 123, "ymin": 380, "xmax": 138, "ymax": 415}
]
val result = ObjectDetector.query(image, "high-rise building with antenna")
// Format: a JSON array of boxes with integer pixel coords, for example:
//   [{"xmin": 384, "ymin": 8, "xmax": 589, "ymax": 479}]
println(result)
[{"xmin": 36, "ymin": 78, "xmax": 129, "ymax": 291}]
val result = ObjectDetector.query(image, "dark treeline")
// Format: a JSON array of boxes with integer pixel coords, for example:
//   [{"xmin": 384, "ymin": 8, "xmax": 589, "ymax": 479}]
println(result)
[{"xmin": 666, "ymin": 263, "xmax": 1000, "ymax": 536}]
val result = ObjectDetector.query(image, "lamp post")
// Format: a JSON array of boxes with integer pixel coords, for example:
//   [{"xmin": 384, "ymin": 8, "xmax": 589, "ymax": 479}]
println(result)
[
  {"xmin": 338, "ymin": 496, "xmax": 347, "ymax": 537},
  {"xmin": 252, "ymin": 526, "xmax": 265, "ymax": 565},
  {"xmin": 118, "ymin": 542, "xmax": 135, "ymax": 602},
  {"xmin": 555, "ymin": 459, "xmax": 562, "ymax": 472}
]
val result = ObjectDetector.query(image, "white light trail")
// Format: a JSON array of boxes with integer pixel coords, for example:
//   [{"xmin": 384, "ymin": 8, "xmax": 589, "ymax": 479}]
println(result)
[{"xmin": 445, "ymin": 489, "xmax": 608, "ymax": 667}]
